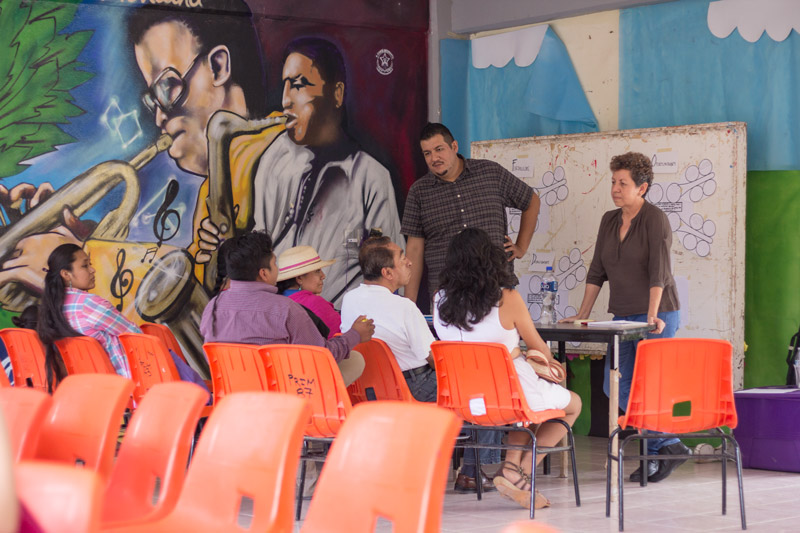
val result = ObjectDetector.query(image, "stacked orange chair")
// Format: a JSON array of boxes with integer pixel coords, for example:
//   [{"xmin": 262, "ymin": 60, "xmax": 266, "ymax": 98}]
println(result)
[
  {"xmin": 16, "ymin": 461, "xmax": 104, "ymax": 533},
  {"xmin": 606, "ymin": 338, "xmax": 745, "ymax": 531},
  {"xmin": 102, "ymin": 392, "xmax": 310, "ymax": 533},
  {"xmin": 204, "ymin": 342, "xmax": 270, "ymax": 405},
  {"xmin": 431, "ymin": 341, "xmax": 580, "ymax": 519},
  {"xmin": 55, "ymin": 336, "xmax": 117, "ymax": 375},
  {"xmin": 0, "ymin": 328, "xmax": 48, "ymax": 391},
  {"xmin": 347, "ymin": 338, "xmax": 415, "ymax": 404},
  {"xmin": 35, "ymin": 374, "xmax": 134, "ymax": 478},
  {"xmin": 101, "ymin": 382, "xmax": 209, "ymax": 527},
  {"xmin": 260, "ymin": 344, "xmax": 352, "ymax": 519},
  {"xmin": 0, "ymin": 387, "xmax": 52, "ymax": 461},
  {"xmin": 302, "ymin": 401, "xmax": 462, "ymax": 532}
]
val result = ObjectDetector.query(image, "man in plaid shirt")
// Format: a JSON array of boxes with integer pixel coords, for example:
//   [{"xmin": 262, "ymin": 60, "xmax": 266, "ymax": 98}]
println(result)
[
  {"xmin": 401, "ymin": 122, "xmax": 540, "ymax": 494},
  {"xmin": 402, "ymin": 122, "xmax": 540, "ymax": 305}
]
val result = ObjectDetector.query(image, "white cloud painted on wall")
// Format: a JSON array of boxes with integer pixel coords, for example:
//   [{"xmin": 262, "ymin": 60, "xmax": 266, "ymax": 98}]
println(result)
[
  {"xmin": 471, "ymin": 25, "xmax": 548, "ymax": 69},
  {"xmin": 708, "ymin": 0, "xmax": 800, "ymax": 42}
]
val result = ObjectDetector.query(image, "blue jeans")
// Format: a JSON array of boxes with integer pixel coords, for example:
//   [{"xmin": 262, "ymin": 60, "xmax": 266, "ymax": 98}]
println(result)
[
  {"xmin": 461, "ymin": 430, "xmax": 502, "ymax": 477},
  {"xmin": 604, "ymin": 310, "xmax": 680, "ymax": 454}
]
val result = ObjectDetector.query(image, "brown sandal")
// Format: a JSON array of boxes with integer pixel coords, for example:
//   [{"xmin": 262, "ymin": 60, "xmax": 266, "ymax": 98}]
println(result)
[{"xmin": 492, "ymin": 461, "xmax": 551, "ymax": 509}]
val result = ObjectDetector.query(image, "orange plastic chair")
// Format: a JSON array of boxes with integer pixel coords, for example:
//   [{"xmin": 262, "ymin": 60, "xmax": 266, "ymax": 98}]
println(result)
[
  {"xmin": 0, "ymin": 328, "xmax": 48, "ymax": 391},
  {"xmin": 0, "ymin": 366, "xmax": 9, "ymax": 387},
  {"xmin": 302, "ymin": 401, "xmax": 462, "ymax": 533},
  {"xmin": 101, "ymin": 382, "xmax": 209, "ymax": 526},
  {"xmin": 55, "ymin": 336, "xmax": 117, "ymax": 375},
  {"xmin": 606, "ymin": 338, "xmax": 745, "ymax": 531},
  {"xmin": 260, "ymin": 344, "xmax": 353, "ymax": 519},
  {"xmin": 101, "ymin": 392, "xmax": 310, "ymax": 533},
  {"xmin": 0, "ymin": 387, "xmax": 52, "ymax": 460},
  {"xmin": 431, "ymin": 341, "xmax": 580, "ymax": 519},
  {"xmin": 204, "ymin": 342, "xmax": 270, "ymax": 405},
  {"xmin": 140, "ymin": 323, "xmax": 189, "ymax": 365},
  {"xmin": 346, "ymin": 339, "xmax": 415, "ymax": 404},
  {"xmin": 16, "ymin": 460, "xmax": 104, "ymax": 533},
  {"xmin": 35, "ymin": 373, "xmax": 134, "ymax": 478}
]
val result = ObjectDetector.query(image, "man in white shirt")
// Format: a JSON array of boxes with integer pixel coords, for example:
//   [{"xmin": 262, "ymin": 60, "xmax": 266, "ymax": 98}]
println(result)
[{"xmin": 340, "ymin": 236, "xmax": 436, "ymax": 402}]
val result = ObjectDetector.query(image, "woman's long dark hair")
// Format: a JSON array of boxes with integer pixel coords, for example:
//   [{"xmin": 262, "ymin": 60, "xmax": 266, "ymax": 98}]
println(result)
[
  {"xmin": 437, "ymin": 228, "xmax": 516, "ymax": 331},
  {"xmin": 37, "ymin": 244, "xmax": 83, "ymax": 392}
]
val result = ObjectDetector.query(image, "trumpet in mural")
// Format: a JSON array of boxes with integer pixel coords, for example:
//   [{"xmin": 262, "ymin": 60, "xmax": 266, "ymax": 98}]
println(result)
[{"xmin": 0, "ymin": 134, "xmax": 173, "ymax": 312}]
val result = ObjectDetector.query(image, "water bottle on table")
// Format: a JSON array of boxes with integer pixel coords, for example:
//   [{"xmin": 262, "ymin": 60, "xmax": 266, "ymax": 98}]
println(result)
[{"xmin": 540, "ymin": 266, "xmax": 558, "ymax": 325}]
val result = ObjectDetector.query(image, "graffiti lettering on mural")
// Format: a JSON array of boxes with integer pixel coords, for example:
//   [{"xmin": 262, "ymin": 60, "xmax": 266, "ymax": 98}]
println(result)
[
  {"xmin": 101, "ymin": 0, "xmax": 205, "ymax": 9},
  {"xmin": 647, "ymin": 158, "xmax": 717, "ymax": 257}
]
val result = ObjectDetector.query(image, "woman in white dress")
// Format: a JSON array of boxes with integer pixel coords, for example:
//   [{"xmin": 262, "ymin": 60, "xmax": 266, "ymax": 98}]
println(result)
[{"xmin": 434, "ymin": 228, "xmax": 581, "ymax": 509}]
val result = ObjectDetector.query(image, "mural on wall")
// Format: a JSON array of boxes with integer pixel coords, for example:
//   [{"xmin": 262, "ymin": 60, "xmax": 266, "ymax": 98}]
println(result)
[{"xmin": 0, "ymin": 0, "xmax": 428, "ymax": 369}]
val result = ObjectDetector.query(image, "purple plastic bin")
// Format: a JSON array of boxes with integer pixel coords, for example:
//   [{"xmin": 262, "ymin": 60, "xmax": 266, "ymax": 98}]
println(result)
[{"xmin": 733, "ymin": 388, "xmax": 800, "ymax": 473}]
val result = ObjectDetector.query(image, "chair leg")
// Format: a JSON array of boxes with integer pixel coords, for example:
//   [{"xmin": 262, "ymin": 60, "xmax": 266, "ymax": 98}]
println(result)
[
  {"xmin": 721, "ymin": 434, "xmax": 728, "ymax": 515},
  {"xmin": 473, "ymin": 429, "xmax": 483, "ymax": 500},
  {"xmin": 606, "ymin": 431, "xmax": 614, "ymax": 517},
  {"xmin": 640, "ymin": 432, "xmax": 648, "ymax": 487},
  {"xmin": 618, "ymin": 439, "xmax": 625, "ymax": 532},
  {"xmin": 296, "ymin": 445, "xmax": 308, "ymax": 521},
  {"xmin": 731, "ymin": 438, "xmax": 747, "ymax": 530},
  {"xmin": 566, "ymin": 423, "xmax": 580, "ymax": 506},
  {"xmin": 529, "ymin": 433, "xmax": 536, "ymax": 520}
]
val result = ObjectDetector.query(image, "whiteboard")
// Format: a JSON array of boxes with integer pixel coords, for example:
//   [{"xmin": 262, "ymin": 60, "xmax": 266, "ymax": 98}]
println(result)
[{"xmin": 472, "ymin": 122, "xmax": 747, "ymax": 388}]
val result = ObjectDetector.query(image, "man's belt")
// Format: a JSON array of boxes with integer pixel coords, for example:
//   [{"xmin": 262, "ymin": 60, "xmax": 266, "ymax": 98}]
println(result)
[{"xmin": 402, "ymin": 365, "xmax": 431, "ymax": 379}]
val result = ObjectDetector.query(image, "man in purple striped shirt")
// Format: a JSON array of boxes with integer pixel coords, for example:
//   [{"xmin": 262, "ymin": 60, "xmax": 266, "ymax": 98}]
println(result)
[{"xmin": 200, "ymin": 231, "xmax": 372, "ymax": 385}]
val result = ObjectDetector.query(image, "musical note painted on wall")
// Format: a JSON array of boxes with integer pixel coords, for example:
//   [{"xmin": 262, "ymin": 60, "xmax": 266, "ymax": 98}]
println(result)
[
  {"xmin": 110, "ymin": 248, "xmax": 133, "ymax": 311},
  {"xmin": 152, "ymin": 179, "xmax": 181, "ymax": 247}
]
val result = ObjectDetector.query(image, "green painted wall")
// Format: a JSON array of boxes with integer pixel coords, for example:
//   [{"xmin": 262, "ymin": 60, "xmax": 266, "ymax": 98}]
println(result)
[{"xmin": 744, "ymin": 170, "xmax": 800, "ymax": 388}]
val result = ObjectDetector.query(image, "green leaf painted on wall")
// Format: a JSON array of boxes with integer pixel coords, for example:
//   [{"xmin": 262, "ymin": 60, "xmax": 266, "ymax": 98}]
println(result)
[{"xmin": 0, "ymin": 0, "xmax": 93, "ymax": 179}]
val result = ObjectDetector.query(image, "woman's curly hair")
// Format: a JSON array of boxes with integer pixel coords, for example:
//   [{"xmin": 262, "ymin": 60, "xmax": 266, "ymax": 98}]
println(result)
[
  {"xmin": 436, "ymin": 228, "xmax": 516, "ymax": 331},
  {"xmin": 609, "ymin": 152, "xmax": 653, "ymax": 188}
]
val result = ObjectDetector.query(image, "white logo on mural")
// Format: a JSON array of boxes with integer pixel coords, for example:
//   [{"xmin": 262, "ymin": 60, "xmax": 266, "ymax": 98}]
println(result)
[
  {"xmin": 648, "ymin": 158, "xmax": 717, "ymax": 257},
  {"xmin": 376, "ymin": 49, "xmax": 394, "ymax": 75}
]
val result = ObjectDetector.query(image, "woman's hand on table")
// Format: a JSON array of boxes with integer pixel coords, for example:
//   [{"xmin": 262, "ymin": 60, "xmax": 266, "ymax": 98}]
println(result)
[
  {"xmin": 648, "ymin": 316, "xmax": 665, "ymax": 334},
  {"xmin": 559, "ymin": 314, "xmax": 582, "ymax": 324}
]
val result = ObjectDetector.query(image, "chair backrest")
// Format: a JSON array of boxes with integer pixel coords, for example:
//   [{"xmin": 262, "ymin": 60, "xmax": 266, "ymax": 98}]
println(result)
[
  {"xmin": 101, "ymin": 381, "xmax": 209, "ymax": 525},
  {"xmin": 118, "ymin": 333, "xmax": 181, "ymax": 406},
  {"xmin": 141, "ymin": 323, "xmax": 188, "ymax": 365},
  {"xmin": 302, "ymin": 401, "xmax": 462, "ymax": 533},
  {"xmin": 204, "ymin": 342, "xmax": 270, "ymax": 405},
  {"xmin": 36, "ymin": 374, "xmax": 134, "ymax": 478},
  {"xmin": 0, "ymin": 328, "xmax": 47, "ymax": 391},
  {"xmin": 55, "ymin": 336, "xmax": 117, "ymax": 375},
  {"xmin": 172, "ymin": 392, "xmax": 310, "ymax": 532},
  {"xmin": 431, "ymin": 341, "xmax": 564, "ymax": 426},
  {"xmin": 0, "ymin": 387, "xmax": 52, "ymax": 461},
  {"xmin": 621, "ymin": 338, "xmax": 738, "ymax": 433},
  {"xmin": 15, "ymin": 461, "xmax": 103, "ymax": 533},
  {"xmin": 347, "ymin": 339, "xmax": 415, "ymax": 404},
  {"xmin": 260, "ymin": 344, "xmax": 352, "ymax": 437}
]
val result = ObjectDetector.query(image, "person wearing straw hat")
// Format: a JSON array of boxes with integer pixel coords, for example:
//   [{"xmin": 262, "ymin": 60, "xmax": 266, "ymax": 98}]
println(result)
[{"xmin": 277, "ymin": 246, "xmax": 341, "ymax": 339}]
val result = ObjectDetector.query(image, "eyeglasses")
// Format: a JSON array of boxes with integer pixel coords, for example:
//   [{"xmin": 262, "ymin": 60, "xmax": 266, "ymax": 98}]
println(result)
[{"xmin": 141, "ymin": 52, "xmax": 203, "ymax": 114}]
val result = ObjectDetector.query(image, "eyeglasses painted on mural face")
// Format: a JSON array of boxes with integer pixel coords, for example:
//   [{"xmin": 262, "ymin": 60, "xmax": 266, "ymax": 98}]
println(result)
[{"xmin": 141, "ymin": 52, "xmax": 203, "ymax": 115}]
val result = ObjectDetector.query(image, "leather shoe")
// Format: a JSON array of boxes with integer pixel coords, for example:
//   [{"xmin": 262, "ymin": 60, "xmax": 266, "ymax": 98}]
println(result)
[
  {"xmin": 454, "ymin": 472, "xmax": 497, "ymax": 493},
  {"xmin": 648, "ymin": 442, "xmax": 692, "ymax": 483},
  {"xmin": 629, "ymin": 460, "xmax": 659, "ymax": 482}
]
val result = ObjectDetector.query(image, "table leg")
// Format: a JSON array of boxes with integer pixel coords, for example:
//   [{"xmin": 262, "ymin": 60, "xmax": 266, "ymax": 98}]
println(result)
[{"xmin": 609, "ymin": 335, "xmax": 620, "ymax": 502}]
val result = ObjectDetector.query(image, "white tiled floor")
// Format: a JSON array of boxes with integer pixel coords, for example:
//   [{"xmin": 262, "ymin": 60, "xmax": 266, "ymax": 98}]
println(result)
[{"xmin": 296, "ymin": 435, "xmax": 800, "ymax": 532}]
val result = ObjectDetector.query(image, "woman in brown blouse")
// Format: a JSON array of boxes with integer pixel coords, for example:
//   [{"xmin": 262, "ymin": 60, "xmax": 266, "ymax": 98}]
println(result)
[{"xmin": 563, "ymin": 152, "xmax": 688, "ymax": 483}]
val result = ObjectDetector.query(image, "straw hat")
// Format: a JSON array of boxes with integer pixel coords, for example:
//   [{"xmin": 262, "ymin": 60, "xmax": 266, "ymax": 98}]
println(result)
[{"xmin": 276, "ymin": 246, "xmax": 337, "ymax": 282}]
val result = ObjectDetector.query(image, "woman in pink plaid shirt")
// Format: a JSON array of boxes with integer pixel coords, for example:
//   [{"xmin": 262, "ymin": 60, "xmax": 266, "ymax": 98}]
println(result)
[{"xmin": 38, "ymin": 244, "xmax": 139, "ymax": 390}]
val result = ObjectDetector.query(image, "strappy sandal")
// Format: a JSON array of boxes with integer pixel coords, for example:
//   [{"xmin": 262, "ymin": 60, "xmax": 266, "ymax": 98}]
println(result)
[{"xmin": 492, "ymin": 461, "xmax": 551, "ymax": 509}]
